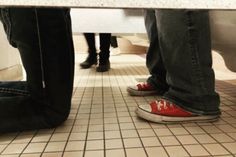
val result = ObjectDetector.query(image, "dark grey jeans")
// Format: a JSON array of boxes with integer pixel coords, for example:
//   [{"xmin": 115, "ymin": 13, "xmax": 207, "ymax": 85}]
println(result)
[
  {"xmin": 0, "ymin": 8, "xmax": 74, "ymax": 133},
  {"xmin": 145, "ymin": 10, "xmax": 220, "ymax": 115}
]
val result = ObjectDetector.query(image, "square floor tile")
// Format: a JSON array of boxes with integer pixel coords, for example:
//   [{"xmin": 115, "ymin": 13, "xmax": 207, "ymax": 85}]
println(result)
[
  {"xmin": 169, "ymin": 127, "xmax": 189, "ymax": 135},
  {"xmin": 165, "ymin": 146, "xmax": 189, "ymax": 157},
  {"xmin": 54, "ymin": 125, "xmax": 73, "ymax": 133},
  {"xmin": 193, "ymin": 134, "xmax": 216, "ymax": 144},
  {"xmin": 106, "ymin": 149, "xmax": 125, "ymax": 157},
  {"xmin": 203, "ymin": 143, "xmax": 230, "ymax": 155},
  {"xmin": 211, "ymin": 133, "xmax": 234, "ymax": 142},
  {"xmin": 154, "ymin": 128, "xmax": 172, "ymax": 136},
  {"xmin": 63, "ymin": 151, "xmax": 83, "ymax": 157},
  {"xmin": 118, "ymin": 117, "xmax": 133, "ymax": 123},
  {"xmin": 141, "ymin": 137, "xmax": 161, "ymax": 147},
  {"xmin": 222, "ymin": 142, "xmax": 236, "ymax": 154},
  {"xmin": 12, "ymin": 134, "xmax": 34, "ymax": 144},
  {"xmin": 31, "ymin": 134, "xmax": 51, "ymax": 143},
  {"xmin": 23, "ymin": 142, "xmax": 47, "ymax": 153},
  {"xmin": 104, "ymin": 124, "xmax": 119, "ymax": 131},
  {"xmin": 0, "ymin": 145, "xmax": 6, "ymax": 153},
  {"xmin": 105, "ymin": 130, "xmax": 121, "ymax": 139},
  {"xmin": 159, "ymin": 136, "xmax": 180, "ymax": 146},
  {"xmin": 121, "ymin": 130, "xmax": 139, "ymax": 138},
  {"xmin": 44, "ymin": 142, "xmax": 66, "ymax": 152},
  {"xmin": 69, "ymin": 132, "xmax": 87, "ymax": 141},
  {"xmin": 134, "ymin": 122, "xmax": 152, "ymax": 129},
  {"xmin": 176, "ymin": 135, "xmax": 198, "ymax": 145},
  {"xmin": 184, "ymin": 126, "xmax": 205, "ymax": 134},
  {"xmin": 65, "ymin": 141, "xmax": 85, "ymax": 151},
  {"xmin": 20, "ymin": 154, "xmax": 41, "ymax": 157},
  {"xmin": 145, "ymin": 147, "xmax": 168, "ymax": 157},
  {"xmin": 88, "ymin": 125, "xmax": 103, "ymax": 132},
  {"xmin": 84, "ymin": 150, "xmax": 104, "ymax": 157},
  {"xmin": 41, "ymin": 152, "xmax": 63, "ymax": 157},
  {"xmin": 119, "ymin": 123, "xmax": 135, "ymax": 130},
  {"xmin": 72, "ymin": 125, "xmax": 88, "ymax": 133},
  {"xmin": 227, "ymin": 132, "xmax": 236, "ymax": 140},
  {"xmin": 117, "ymin": 112, "xmax": 130, "ymax": 117},
  {"xmin": 201, "ymin": 125, "xmax": 223, "ymax": 134},
  {"xmin": 105, "ymin": 139, "xmax": 123, "ymax": 149},
  {"xmin": 2, "ymin": 143, "xmax": 28, "ymax": 155},
  {"xmin": 50, "ymin": 133, "xmax": 70, "ymax": 142},
  {"xmin": 104, "ymin": 118, "xmax": 118, "ymax": 124},
  {"xmin": 216, "ymin": 124, "xmax": 236, "ymax": 133},
  {"xmin": 87, "ymin": 132, "xmax": 104, "ymax": 140},
  {"xmin": 124, "ymin": 138, "xmax": 142, "ymax": 148},
  {"xmin": 184, "ymin": 145, "xmax": 209, "ymax": 156},
  {"xmin": 86, "ymin": 140, "xmax": 104, "ymax": 150},
  {"xmin": 125, "ymin": 148, "xmax": 147, "ymax": 157},
  {"xmin": 137, "ymin": 129, "xmax": 156, "ymax": 137}
]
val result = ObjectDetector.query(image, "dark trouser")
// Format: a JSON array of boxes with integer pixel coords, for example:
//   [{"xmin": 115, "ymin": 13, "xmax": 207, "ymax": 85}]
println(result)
[
  {"xmin": 0, "ymin": 8, "xmax": 74, "ymax": 133},
  {"xmin": 110, "ymin": 36, "xmax": 118, "ymax": 48},
  {"xmin": 144, "ymin": 10, "xmax": 169, "ymax": 91},
  {"xmin": 84, "ymin": 33, "xmax": 111, "ymax": 61},
  {"xmin": 145, "ymin": 10, "xmax": 220, "ymax": 115}
]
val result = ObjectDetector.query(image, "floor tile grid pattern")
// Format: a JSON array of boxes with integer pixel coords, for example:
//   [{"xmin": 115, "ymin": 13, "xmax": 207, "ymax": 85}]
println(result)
[{"xmin": 0, "ymin": 54, "xmax": 236, "ymax": 157}]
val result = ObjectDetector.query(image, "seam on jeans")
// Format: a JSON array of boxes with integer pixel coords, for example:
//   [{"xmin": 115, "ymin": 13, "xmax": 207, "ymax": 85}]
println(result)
[
  {"xmin": 0, "ymin": 88, "xmax": 30, "ymax": 96},
  {"xmin": 34, "ymin": 8, "xmax": 46, "ymax": 89},
  {"xmin": 186, "ymin": 11, "xmax": 207, "ymax": 93},
  {"xmin": 62, "ymin": 9, "xmax": 74, "ymax": 63}
]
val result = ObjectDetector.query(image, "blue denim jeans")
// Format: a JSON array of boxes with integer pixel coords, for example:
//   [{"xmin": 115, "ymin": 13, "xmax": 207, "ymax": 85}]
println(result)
[
  {"xmin": 145, "ymin": 10, "xmax": 220, "ymax": 115},
  {"xmin": 0, "ymin": 8, "xmax": 74, "ymax": 133},
  {"xmin": 144, "ymin": 10, "xmax": 169, "ymax": 92}
]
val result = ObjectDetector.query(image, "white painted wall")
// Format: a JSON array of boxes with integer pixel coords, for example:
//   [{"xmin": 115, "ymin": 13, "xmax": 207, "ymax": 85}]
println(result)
[
  {"xmin": 0, "ymin": 24, "xmax": 21, "ymax": 70},
  {"xmin": 71, "ymin": 8, "xmax": 146, "ymax": 34}
]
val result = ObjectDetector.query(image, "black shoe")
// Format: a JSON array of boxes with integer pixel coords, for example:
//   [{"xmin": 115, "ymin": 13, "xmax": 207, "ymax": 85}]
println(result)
[
  {"xmin": 80, "ymin": 55, "xmax": 97, "ymax": 69},
  {"xmin": 96, "ymin": 60, "xmax": 110, "ymax": 72}
]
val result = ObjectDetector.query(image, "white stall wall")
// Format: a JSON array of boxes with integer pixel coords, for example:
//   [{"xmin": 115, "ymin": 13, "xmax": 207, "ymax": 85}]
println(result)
[
  {"xmin": 71, "ymin": 9, "xmax": 146, "ymax": 34},
  {"xmin": 0, "ymin": 24, "xmax": 21, "ymax": 70}
]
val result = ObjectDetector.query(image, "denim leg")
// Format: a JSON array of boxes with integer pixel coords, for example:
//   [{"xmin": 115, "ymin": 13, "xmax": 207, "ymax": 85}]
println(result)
[
  {"xmin": 144, "ymin": 10, "xmax": 168, "ymax": 91},
  {"xmin": 155, "ymin": 10, "xmax": 220, "ymax": 115},
  {"xmin": 0, "ymin": 81, "xmax": 29, "ymax": 97},
  {"xmin": 0, "ymin": 8, "xmax": 74, "ymax": 133},
  {"xmin": 99, "ymin": 33, "xmax": 111, "ymax": 61}
]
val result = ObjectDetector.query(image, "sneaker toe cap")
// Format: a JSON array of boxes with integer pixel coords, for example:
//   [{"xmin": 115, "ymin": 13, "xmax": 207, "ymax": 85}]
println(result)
[
  {"xmin": 127, "ymin": 86, "xmax": 139, "ymax": 92},
  {"xmin": 138, "ymin": 105, "xmax": 152, "ymax": 113}
]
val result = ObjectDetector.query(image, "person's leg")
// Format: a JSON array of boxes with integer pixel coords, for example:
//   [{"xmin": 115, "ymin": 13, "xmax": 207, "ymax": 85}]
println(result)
[
  {"xmin": 0, "ymin": 8, "xmax": 74, "ymax": 133},
  {"xmin": 110, "ymin": 36, "xmax": 118, "ymax": 48},
  {"xmin": 80, "ymin": 33, "xmax": 97, "ymax": 68},
  {"xmin": 136, "ymin": 10, "xmax": 220, "ymax": 123},
  {"xmin": 97, "ymin": 33, "xmax": 111, "ymax": 72},
  {"xmin": 110, "ymin": 35, "xmax": 121, "ymax": 56},
  {"xmin": 127, "ymin": 10, "xmax": 168, "ymax": 96}
]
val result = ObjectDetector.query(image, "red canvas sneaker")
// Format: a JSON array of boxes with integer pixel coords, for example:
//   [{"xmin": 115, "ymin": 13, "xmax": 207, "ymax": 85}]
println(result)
[
  {"xmin": 136, "ymin": 99, "xmax": 220, "ymax": 123},
  {"xmin": 127, "ymin": 82, "xmax": 162, "ymax": 96}
]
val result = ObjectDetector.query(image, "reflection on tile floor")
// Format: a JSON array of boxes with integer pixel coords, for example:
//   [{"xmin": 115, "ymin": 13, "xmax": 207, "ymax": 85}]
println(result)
[{"xmin": 0, "ymin": 53, "xmax": 236, "ymax": 157}]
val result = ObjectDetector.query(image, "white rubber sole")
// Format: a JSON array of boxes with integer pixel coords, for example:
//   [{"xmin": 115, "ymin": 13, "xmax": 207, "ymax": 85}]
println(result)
[
  {"xmin": 127, "ymin": 87, "xmax": 160, "ymax": 96},
  {"xmin": 135, "ymin": 107, "xmax": 220, "ymax": 124}
]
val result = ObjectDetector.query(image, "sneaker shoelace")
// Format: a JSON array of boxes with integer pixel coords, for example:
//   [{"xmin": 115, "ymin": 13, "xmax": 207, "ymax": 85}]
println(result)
[
  {"xmin": 149, "ymin": 99, "xmax": 193, "ymax": 117},
  {"xmin": 150, "ymin": 99, "xmax": 174, "ymax": 111}
]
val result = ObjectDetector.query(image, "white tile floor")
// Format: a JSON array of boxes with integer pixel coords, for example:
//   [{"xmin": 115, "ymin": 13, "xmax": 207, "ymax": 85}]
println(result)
[{"xmin": 0, "ymin": 52, "xmax": 236, "ymax": 157}]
